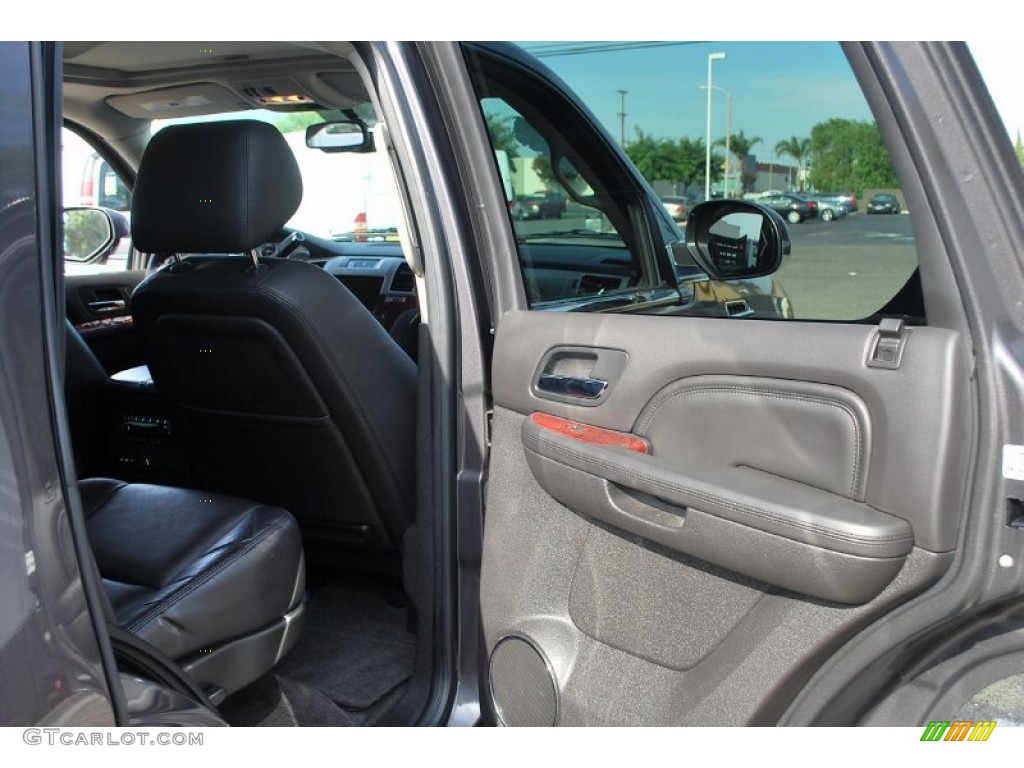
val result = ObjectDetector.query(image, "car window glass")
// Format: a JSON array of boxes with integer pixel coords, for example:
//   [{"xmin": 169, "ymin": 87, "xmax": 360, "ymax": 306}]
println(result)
[
  {"xmin": 64, "ymin": 108, "xmax": 408, "ymax": 275},
  {"xmin": 61, "ymin": 127, "xmax": 133, "ymax": 275},
  {"xmin": 511, "ymin": 41, "xmax": 922, "ymax": 324},
  {"xmin": 149, "ymin": 112, "xmax": 402, "ymax": 243},
  {"xmin": 477, "ymin": 95, "xmax": 652, "ymax": 307},
  {"xmin": 463, "ymin": 50, "xmax": 662, "ymax": 311}
]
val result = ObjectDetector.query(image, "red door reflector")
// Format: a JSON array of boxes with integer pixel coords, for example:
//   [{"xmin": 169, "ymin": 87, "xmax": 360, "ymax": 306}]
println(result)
[{"xmin": 530, "ymin": 412, "xmax": 650, "ymax": 454}]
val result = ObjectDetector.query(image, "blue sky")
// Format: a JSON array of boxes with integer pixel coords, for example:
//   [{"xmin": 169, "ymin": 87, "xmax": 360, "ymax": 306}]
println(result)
[{"xmin": 516, "ymin": 42, "xmax": 874, "ymax": 164}]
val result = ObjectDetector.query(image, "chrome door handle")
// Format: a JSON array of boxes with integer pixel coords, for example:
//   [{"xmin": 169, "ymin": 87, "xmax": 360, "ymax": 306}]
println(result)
[{"xmin": 536, "ymin": 374, "xmax": 608, "ymax": 400}]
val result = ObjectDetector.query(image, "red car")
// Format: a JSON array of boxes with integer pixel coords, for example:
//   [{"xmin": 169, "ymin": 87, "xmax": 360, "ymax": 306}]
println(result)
[{"xmin": 660, "ymin": 195, "xmax": 692, "ymax": 222}]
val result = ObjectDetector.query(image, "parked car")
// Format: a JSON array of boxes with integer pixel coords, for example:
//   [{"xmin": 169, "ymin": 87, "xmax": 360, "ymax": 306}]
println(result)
[
  {"xmin": 660, "ymin": 195, "xmax": 692, "ymax": 222},
  {"xmin": 818, "ymin": 191, "xmax": 858, "ymax": 212},
  {"xmin": 4, "ymin": 40, "xmax": 1024, "ymax": 738},
  {"xmin": 809, "ymin": 194, "xmax": 848, "ymax": 222},
  {"xmin": 511, "ymin": 191, "xmax": 566, "ymax": 220},
  {"xmin": 758, "ymin": 192, "xmax": 820, "ymax": 223},
  {"xmin": 867, "ymin": 192, "xmax": 901, "ymax": 214}
]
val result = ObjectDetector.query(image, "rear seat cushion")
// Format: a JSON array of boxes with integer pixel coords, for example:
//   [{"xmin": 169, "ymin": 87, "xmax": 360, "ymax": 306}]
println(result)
[{"xmin": 81, "ymin": 478, "xmax": 305, "ymax": 660}]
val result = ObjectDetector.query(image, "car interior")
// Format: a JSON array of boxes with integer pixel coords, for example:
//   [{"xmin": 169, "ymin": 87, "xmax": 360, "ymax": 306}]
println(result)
[
  {"xmin": 61, "ymin": 42, "xmax": 430, "ymax": 726},
  {"xmin": 55, "ymin": 40, "xmax": 991, "ymax": 729}
]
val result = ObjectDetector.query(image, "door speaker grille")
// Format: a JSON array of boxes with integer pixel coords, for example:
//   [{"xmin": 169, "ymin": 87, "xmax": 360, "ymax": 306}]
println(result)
[{"xmin": 488, "ymin": 635, "xmax": 557, "ymax": 727}]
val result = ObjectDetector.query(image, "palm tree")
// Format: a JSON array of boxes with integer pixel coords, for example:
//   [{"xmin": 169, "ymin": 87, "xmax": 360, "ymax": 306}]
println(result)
[
  {"xmin": 774, "ymin": 136, "xmax": 811, "ymax": 191},
  {"xmin": 714, "ymin": 131, "xmax": 762, "ymax": 194}
]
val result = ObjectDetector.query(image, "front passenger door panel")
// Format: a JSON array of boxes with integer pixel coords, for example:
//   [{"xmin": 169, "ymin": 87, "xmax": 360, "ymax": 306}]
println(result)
[{"xmin": 66, "ymin": 271, "xmax": 146, "ymax": 373}]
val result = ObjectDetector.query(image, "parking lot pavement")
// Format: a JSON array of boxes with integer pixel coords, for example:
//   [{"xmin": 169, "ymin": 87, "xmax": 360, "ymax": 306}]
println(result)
[{"xmin": 778, "ymin": 213, "xmax": 917, "ymax": 320}]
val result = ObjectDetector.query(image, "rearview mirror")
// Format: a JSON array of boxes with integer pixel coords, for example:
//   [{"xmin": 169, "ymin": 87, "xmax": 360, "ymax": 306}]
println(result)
[
  {"xmin": 671, "ymin": 200, "xmax": 790, "ymax": 280},
  {"xmin": 63, "ymin": 207, "xmax": 124, "ymax": 263},
  {"xmin": 305, "ymin": 120, "xmax": 374, "ymax": 153}
]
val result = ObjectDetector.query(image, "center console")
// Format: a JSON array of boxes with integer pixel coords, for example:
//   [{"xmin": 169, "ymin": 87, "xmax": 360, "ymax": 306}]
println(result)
[{"xmin": 106, "ymin": 366, "xmax": 190, "ymax": 486}]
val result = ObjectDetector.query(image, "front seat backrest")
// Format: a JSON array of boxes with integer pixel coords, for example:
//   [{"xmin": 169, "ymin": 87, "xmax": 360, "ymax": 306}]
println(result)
[{"xmin": 130, "ymin": 120, "xmax": 416, "ymax": 551}]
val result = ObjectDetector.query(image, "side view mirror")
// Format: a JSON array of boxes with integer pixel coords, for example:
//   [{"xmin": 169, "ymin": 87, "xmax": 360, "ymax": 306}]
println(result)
[
  {"xmin": 670, "ymin": 200, "xmax": 791, "ymax": 281},
  {"xmin": 305, "ymin": 120, "xmax": 374, "ymax": 153},
  {"xmin": 63, "ymin": 207, "xmax": 128, "ymax": 264}
]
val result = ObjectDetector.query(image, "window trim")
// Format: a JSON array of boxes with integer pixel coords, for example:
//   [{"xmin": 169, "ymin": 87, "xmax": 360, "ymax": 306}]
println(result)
[{"xmin": 462, "ymin": 43, "xmax": 677, "ymax": 311}]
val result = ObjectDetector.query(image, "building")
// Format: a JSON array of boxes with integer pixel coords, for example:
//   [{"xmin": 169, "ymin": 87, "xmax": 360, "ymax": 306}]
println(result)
[{"xmin": 745, "ymin": 159, "xmax": 801, "ymax": 195}]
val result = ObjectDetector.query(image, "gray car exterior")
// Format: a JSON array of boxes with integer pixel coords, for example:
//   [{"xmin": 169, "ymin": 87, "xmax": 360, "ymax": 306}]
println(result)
[{"xmin": 809, "ymin": 194, "xmax": 849, "ymax": 221}]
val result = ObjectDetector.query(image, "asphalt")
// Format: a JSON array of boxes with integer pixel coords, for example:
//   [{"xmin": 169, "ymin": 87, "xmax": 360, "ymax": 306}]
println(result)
[{"xmin": 777, "ymin": 211, "xmax": 917, "ymax": 320}]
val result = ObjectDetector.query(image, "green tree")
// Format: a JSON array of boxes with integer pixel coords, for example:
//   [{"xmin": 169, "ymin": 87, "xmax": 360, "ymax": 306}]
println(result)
[
  {"xmin": 625, "ymin": 129, "xmax": 683, "ymax": 184},
  {"xmin": 484, "ymin": 112, "xmax": 520, "ymax": 159},
  {"xmin": 715, "ymin": 131, "xmax": 762, "ymax": 193},
  {"xmin": 808, "ymin": 118, "xmax": 898, "ymax": 195},
  {"xmin": 271, "ymin": 112, "xmax": 321, "ymax": 134},
  {"xmin": 1016, "ymin": 130, "xmax": 1024, "ymax": 167},
  {"xmin": 532, "ymin": 155, "xmax": 554, "ymax": 185},
  {"xmin": 673, "ymin": 137, "xmax": 714, "ymax": 192},
  {"xmin": 625, "ymin": 129, "xmax": 720, "ymax": 190},
  {"xmin": 774, "ymin": 136, "xmax": 811, "ymax": 191}
]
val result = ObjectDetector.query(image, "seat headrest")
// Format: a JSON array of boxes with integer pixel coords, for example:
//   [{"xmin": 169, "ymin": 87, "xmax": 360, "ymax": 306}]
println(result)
[{"xmin": 131, "ymin": 120, "xmax": 302, "ymax": 254}]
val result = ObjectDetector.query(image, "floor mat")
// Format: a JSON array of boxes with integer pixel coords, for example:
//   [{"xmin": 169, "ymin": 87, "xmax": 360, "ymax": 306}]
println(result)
[
  {"xmin": 220, "ymin": 575, "xmax": 416, "ymax": 726},
  {"xmin": 277, "ymin": 581, "xmax": 416, "ymax": 709}
]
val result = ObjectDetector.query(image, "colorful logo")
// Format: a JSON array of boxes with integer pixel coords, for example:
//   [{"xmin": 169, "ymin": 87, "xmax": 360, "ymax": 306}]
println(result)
[{"xmin": 920, "ymin": 720, "xmax": 997, "ymax": 741}]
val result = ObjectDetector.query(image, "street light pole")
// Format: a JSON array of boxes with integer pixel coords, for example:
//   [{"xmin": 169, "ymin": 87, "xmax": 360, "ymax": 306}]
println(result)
[
  {"xmin": 704, "ymin": 52, "xmax": 726, "ymax": 202},
  {"xmin": 700, "ymin": 84, "xmax": 731, "ymax": 197},
  {"xmin": 725, "ymin": 93, "xmax": 731, "ymax": 197},
  {"xmin": 617, "ymin": 89, "xmax": 627, "ymax": 147}
]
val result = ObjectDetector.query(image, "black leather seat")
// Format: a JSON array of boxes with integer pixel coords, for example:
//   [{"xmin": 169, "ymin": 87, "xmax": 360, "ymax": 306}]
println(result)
[
  {"xmin": 81, "ymin": 478, "xmax": 305, "ymax": 698},
  {"xmin": 129, "ymin": 119, "xmax": 416, "ymax": 551},
  {"xmin": 63, "ymin": 319, "xmax": 110, "ymax": 477},
  {"xmin": 63, "ymin": 321, "xmax": 305, "ymax": 698}
]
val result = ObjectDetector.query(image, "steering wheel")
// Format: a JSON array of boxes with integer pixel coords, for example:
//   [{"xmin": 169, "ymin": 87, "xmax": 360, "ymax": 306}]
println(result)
[{"xmin": 263, "ymin": 230, "xmax": 306, "ymax": 259}]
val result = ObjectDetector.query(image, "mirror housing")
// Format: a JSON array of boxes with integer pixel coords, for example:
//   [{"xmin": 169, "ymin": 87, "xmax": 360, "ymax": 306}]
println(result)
[
  {"xmin": 671, "ymin": 200, "xmax": 790, "ymax": 281},
  {"xmin": 305, "ymin": 120, "xmax": 374, "ymax": 153},
  {"xmin": 63, "ymin": 207, "xmax": 126, "ymax": 263}
]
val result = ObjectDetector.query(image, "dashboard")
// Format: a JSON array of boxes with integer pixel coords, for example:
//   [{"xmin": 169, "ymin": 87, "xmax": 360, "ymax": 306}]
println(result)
[
  {"xmin": 271, "ymin": 227, "xmax": 788, "ymax": 325},
  {"xmin": 517, "ymin": 241, "xmax": 637, "ymax": 304},
  {"xmin": 303, "ymin": 234, "xmax": 637, "ymax": 318},
  {"xmin": 321, "ymin": 254, "xmax": 417, "ymax": 331},
  {"xmin": 268, "ymin": 229, "xmax": 417, "ymax": 336}
]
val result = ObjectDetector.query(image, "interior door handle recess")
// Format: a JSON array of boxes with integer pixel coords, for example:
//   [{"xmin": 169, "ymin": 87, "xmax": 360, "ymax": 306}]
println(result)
[
  {"xmin": 530, "ymin": 346, "xmax": 628, "ymax": 407},
  {"xmin": 536, "ymin": 374, "xmax": 608, "ymax": 400},
  {"xmin": 522, "ymin": 415, "xmax": 914, "ymax": 605}
]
